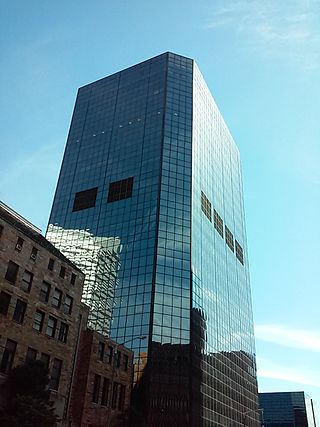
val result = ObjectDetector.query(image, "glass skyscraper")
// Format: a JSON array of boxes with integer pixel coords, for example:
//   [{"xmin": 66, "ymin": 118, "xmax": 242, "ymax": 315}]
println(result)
[{"xmin": 47, "ymin": 52, "xmax": 259, "ymax": 426}]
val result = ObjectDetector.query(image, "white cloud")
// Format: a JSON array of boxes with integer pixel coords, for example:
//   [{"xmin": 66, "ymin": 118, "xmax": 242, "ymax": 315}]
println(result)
[
  {"xmin": 257, "ymin": 357, "xmax": 320, "ymax": 387},
  {"xmin": 255, "ymin": 324, "xmax": 320, "ymax": 352},
  {"xmin": 206, "ymin": 0, "xmax": 320, "ymax": 69}
]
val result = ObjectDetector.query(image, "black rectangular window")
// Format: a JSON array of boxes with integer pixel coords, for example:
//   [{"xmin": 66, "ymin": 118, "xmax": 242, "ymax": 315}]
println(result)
[
  {"xmin": 30, "ymin": 247, "xmax": 38, "ymax": 261},
  {"xmin": 0, "ymin": 224, "xmax": 3, "ymax": 237},
  {"xmin": 13, "ymin": 299, "xmax": 27, "ymax": 323},
  {"xmin": 64, "ymin": 295, "xmax": 73, "ymax": 315},
  {"xmin": 40, "ymin": 353, "xmax": 50, "ymax": 369},
  {"xmin": 107, "ymin": 177, "xmax": 134, "ymax": 203},
  {"xmin": 48, "ymin": 258, "xmax": 55, "ymax": 271},
  {"xmin": 118, "ymin": 385, "xmax": 126, "ymax": 411},
  {"xmin": 15, "ymin": 237, "xmax": 24, "ymax": 251},
  {"xmin": 26, "ymin": 347, "xmax": 37, "ymax": 363},
  {"xmin": 225, "ymin": 226, "xmax": 234, "ymax": 252},
  {"xmin": 58, "ymin": 322, "xmax": 69, "ymax": 343},
  {"xmin": 70, "ymin": 273, "xmax": 76, "ymax": 285},
  {"xmin": 0, "ymin": 291, "xmax": 11, "ymax": 315},
  {"xmin": 39, "ymin": 281, "xmax": 51, "ymax": 302},
  {"xmin": 59, "ymin": 266, "xmax": 66, "ymax": 279},
  {"xmin": 123, "ymin": 354, "xmax": 129, "ymax": 371},
  {"xmin": 111, "ymin": 382, "xmax": 118, "ymax": 409},
  {"xmin": 33, "ymin": 310, "xmax": 45, "ymax": 332},
  {"xmin": 107, "ymin": 346, "xmax": 113, "ymax": 364},
  {"xmin": 0, "ymin": 339, "xmax": 17, "ymax": 374},
  {"xmin": 235, "ymin": 240, "xmax": 244, "ymax": 265},
  {"xmin": 73, "ymin": 187, "xmax": 98, "ymax": 212},
  {"xmin": 49, "ymin": 358, "xmax": 62, "ymax": 390},
  {"xmin": 46, "ymin": 316, "xmax": 57, "ymax": 338},
  {"xmin": 52, "ymin": 288, "xmax": 62, "ymax": 308},
  {"xmin": 92, "ymin": 374, "xmax": 101, "ymax": 403},
  {"xmin": 21, "ymin": 270, "xmax": 33, "ymax": 292},
  {"xmin": 98, "ymin": 342, "xmax": 105, "ymax": 361},
  {"xmin": 5, "ymin": 261, "xmax": 19, "ymax": 284},
  {"xmin": 214, "ymin": 209, "xmax": 224, "ymax": 238},
  {"xmin": 116, "ymin": 351, "xmax": 121, "ymax": 368},
  {"xmin": 201, "ymin": 191, "xmax": 212, "ymax": 222},
  {"xmin": 101, "ymin": 378, "xmax": 110, "ymax": 406}
]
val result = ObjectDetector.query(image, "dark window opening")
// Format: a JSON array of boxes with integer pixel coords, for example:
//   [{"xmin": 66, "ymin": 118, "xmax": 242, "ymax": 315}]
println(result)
[
  {"xmin": 111, "ymin": 383, "xmax": 118, "ymax": 409},
  {"xmin": 13, "ymin": 299, "xmax": 27, "ymax": 324},
  {"xmin": 5, "ymin": 261, "xmax": 19, "ymax": 284},
  {"xmin": 64, "ymin": 295, "xmax": 73, "ymax": 315},
  {"xmin": 101, "ymin": 378, "xmax": 110, "ymax": 406},
  {"xmin": 0, "ymin": 291, "xmax": 11, "ymax": 315},
  {"xmin": 48, "ymin": 258, "xmax": 55, "ymax": 271},
  {"xmin": 92, "ymin": 374, "xmax": 101, "ymax": 403},
  {"xmin": 52, "ymin": 289, "xmax": 62, "ymax": 308},
  {"xmin": 39, "ymin": 281, "xmax": 51, "ymax": 303},
  {"xmin": 26, "ymin": 347, "xmax": 37, "ymax": 363},
  {"xmin": 46, "ymin": 316, "xmax": 57, "ymax": 338},
  {"xmin": 0, "ymin": 339, "xmax": 17, "ymax": 374},
  {"xmin": 201, "ymin": 191, "xmax": 212, "ymax": 222},
  {"xmin": 235, "ymin": 240, "xmax": 244, "ymax": 265},
  {"xmin": 225, "ymin": 226, "xmax": 234, "ymax": 252},
  {"xmin": 118, "ymin": 385, "xmax": 126, "ymax": 411},
  {"xmin": 214, "ymin": 209, "xmax": 224, "ymax": 238},
  {"xmin": 116, "ymin": 351, "xmax": 121, "ymax": 368},
  {"xmin": 59, "ymin": 266, "xmax": 66, "ymax": 279},
  {"xmin": 58, "ymin": 322, "xmax": 69, "ymax": 343},
  {"xmin": 33, "ymin": 310, "xmax": 45, "ymax": 332},
  {"xmin": 21, "ymin": 270, "xmax": 33, "ymax": 293},
  {"xmin": 0, "ymin": 225, "xmax": 3, "ymax": 237},
  {"xmin": 107, "ymin": 346, "xmax": 113, "ymax": 364},
  {"xmin": 98, "ymin": 342, "xmax": 105, "ymax": 361},
  {"xmin": 49, "ymin": 358, "xmax": 62, "ymax": 390},
  {"xmin": 15, "ymin": 237, "xmax": 24, "ymax": 251},
  {"xmin": 73, "ymin": 187, "xmax": 98, "ymax": 212},
  {"xmin": 123, "ymin": 354, "xmax": 129, "ymax": 371},
  {"xmin": 107, "ymin": 177, "xmax": 134, "ymax": 203},
  {"xmin": 70, "ymin": 273, "xmax": 76, "ymax": 285},
  {"xmin": 40, "ymin": 353, "xmax": 50, "ymax": 369},
  {"xmin": 30, "ymin": 247, "xmax": 38, "ymax": 261}
]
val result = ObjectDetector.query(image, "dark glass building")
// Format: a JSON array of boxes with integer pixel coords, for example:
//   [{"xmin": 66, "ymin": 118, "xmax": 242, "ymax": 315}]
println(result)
[
  {"xmin": 259, "ymin": 392, "xmax": 319, "ymax": 427},
  {"xmin": 47, "ymin": 52, "xmax": 258, "ymax": 426}
]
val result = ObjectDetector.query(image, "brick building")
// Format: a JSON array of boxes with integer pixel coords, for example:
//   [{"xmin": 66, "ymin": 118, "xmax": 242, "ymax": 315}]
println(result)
[
  {"xmin": 70, "ymin": 328, "xmax": 134, "ymax": 427},
  {"xmin": 0, "ymin": 201, "xmax": 85, "ymax": 422}
]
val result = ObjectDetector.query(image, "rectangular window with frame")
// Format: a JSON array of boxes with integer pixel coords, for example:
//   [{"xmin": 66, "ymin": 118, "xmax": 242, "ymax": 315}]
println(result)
[
  {"xmin": 59, "ymin": 266, "xmax": 66, "ymax": 279},
  {"xmin": 225, "ymin": 226, "xmax": 235, "ymax": 252},
  {"xmin": 201, "ymin": 191, "xmax": 212, "ymax": 222},
  {"xmin": 107, "ymin": 346, "xmax": 113, "ymax": 364},
  {"xmin": 58, "ymin": 322, "xmax": 69, "ymax": 343},
  {"xmin": 111, "ymin": 382, "xmax": 118, "ymax": 409},
  {"xmin": 21, "ymin": 270, "xmax": 33, "ymax": 293},
  {"xmin": 0, "ymin": 224, "xmax": 3, "ymax": 237},
  {"xmin": 12, "ymin": 299, "xmax": 27, "ymax": 324},
  {"xmin": 30, "ymin": 247, "xmax": 38, "ymax": 261},
  {"xmin": 118, "ymin": 385, "xmax": 126, "ymax": 411},
  {"xmin": 116, "ymin": 351, "xmax": 121, "ymax": 368},
  {"xmin": 0, "ymin": 291, "xmax": 11, "ymax": 315},
  {"xmin": 214, "ymin": 209, "xmax": 224, "ymax": 238},
  {"xmin": 98, "ymin": 342, "xmax": 105, "ymax": 361},
  {"xmin": 39, "ymin": 281, "xmax": 51, "ymax": 303},
  {"xmin": 15, "ymin": 237, "xmax": 24, "ymax": 252},
  {"xmin": 73, "ymin": 187, "xmax": 98, "ymax": 212},
  {"xmin": 235, "ymin": 240, "xmax": 244, "ymax": 265},
  {"xmin": 5, "ymin": 260, "xmax": 19, "ymax": 284},
  {"xmin": 63, "ymin": 295, "xmax": 73, "ymax": 314},
  {"xmin": 49, "ymin": 358, "xmax": 62, "ymax": 390},
  {"xmin": 33, "ymin": 310, "xmax": 45, "ymax": 332},
  {"xmin": 101, "ymin": 378, "xmax": 110, "ymax": 406},
  {"xmin": 92, "ymin": 374, "xmax": 101, "ymax": 403},
  {"xmin": 46, "ymin": 316, "xmax": 57, "ymax": 338},
  {"xmin": 107, "ymin": 177, "xmax": 134, "ymax": 203},
  {"xmin": 123, "ymin": 354, "xmax": 129, "ymax": 371},
  {"xmin": 40, "ymin": 353, "xmax": 50, "ymax": 369},
  {"xmin": 48, "ymin": 258, "xmax": 55, "ymax": 271},
  {"xmin": 52, "ymin": 288, "xmax": 62, "ymax": 308},
  {"xmin": 70, "ymin": 273, "xmax": 76, "ymax": 285},
  {"xmin": 0, "ymin": 339, "xmax": 17, "ymax": 374},
  {"xmin": 25, "ymin": 347, "xmax": 37, "ymax": 363}
]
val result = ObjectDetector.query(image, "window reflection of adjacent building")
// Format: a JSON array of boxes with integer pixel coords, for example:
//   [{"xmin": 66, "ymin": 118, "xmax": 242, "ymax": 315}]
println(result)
[{"xmin": 46, "ymin": 224, "xmax": 120, "ymax": 335}]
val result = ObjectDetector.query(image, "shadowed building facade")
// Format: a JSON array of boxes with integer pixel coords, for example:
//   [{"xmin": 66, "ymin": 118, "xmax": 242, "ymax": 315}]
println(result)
[{"xmin": 46, "ymin": 52, "xmax": 259, "ymax": 426}]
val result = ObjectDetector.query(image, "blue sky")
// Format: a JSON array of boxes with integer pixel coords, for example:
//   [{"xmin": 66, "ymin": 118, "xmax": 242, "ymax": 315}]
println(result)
[{"xmin": 1, "ymin": 0, "xmax": 320, "ymax": 404}]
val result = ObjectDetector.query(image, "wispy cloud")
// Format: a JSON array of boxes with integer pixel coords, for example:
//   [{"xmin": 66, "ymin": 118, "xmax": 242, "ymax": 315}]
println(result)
[
  {"xmin": 257, "ymin": 356, "xmax": 320, "ymax": 387},
  {"xmin": 206, "ymin": 0, "xmax": 320, "ymax": 69},
  {"xmin": 255, "ymin": 324, "xmax": 320, "ymax": 352}
]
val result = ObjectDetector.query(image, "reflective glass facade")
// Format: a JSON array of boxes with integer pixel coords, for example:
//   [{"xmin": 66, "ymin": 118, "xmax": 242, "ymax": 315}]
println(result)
[
  {"xmin": 259, "ymin": 392, "xmax": 319, "ymax": 427},
  {"xmin": 47, "ymin": 52, "xmax": 258, "ymax": 426}
]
